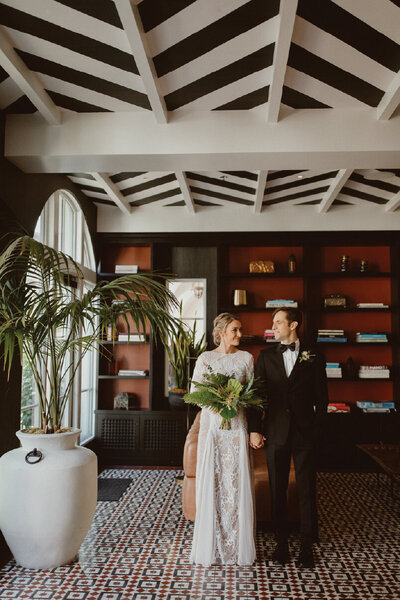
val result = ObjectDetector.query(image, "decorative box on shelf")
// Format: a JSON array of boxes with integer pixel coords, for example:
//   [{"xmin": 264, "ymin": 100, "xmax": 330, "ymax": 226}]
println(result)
[
  {"xmin": 249, "ymin": 260, "xmax": 274, "ymax": 273},
  {"xmin": 113, "ymin": 392, "xmax": 137, "ymax": 410},
  {"xmin": 323, "ymin": 294, "xmax": 347, "ymax": 308}
]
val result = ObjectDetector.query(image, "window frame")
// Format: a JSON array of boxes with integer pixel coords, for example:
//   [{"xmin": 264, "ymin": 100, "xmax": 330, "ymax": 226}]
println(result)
[{"xmin": 20, "ymin": 190, "xmax": 97, "ymax": 443}]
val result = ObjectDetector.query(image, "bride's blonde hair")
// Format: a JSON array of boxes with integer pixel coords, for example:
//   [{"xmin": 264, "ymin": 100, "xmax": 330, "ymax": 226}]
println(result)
[{"xmin": 213, "ymin": 312, "xmax": 238, "ymax": 345}]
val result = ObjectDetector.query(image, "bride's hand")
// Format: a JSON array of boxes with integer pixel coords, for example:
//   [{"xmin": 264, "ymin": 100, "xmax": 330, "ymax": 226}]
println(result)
[{"xmin": 249, "ymin": 432, "xmax": 265, "ymax": 449}]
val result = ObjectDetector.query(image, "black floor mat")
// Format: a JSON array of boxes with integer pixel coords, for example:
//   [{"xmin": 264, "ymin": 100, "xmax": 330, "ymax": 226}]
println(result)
[{"xmin": 97, "ymin": 477, "xmax": 132, "ymax": 501}]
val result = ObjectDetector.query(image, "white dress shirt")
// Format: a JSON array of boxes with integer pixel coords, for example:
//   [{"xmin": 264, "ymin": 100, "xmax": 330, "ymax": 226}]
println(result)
[{"xmin": 281, "ymin": 339, "xmax": 300, "ymax": 377}]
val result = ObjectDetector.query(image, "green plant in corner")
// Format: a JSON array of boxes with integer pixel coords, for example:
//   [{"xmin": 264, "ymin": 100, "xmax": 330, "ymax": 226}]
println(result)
[
  {"xmin": 167, "ymin": 318, "xmax": 207, "ymax": 394},
  {"xmin": 0, "ymin": 235, "xmax": 179, "ymax": 433}
]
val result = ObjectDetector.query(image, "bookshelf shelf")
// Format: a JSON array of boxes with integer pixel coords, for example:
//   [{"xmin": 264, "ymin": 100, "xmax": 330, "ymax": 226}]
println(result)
[
  {"xmin": 312, "ymin": 307, "xmax": 391, "ymax": 313},
  {"xmin": 327, "ymin": 377, "xmax": 393, "ymax": 382},
  {"xmin": 221, "ymin": 272, "xmax": 304, "ymax": 278},
  {"xmin": 96, "ymin": 242, "xmax": 153, "ymax": 412},
  {"xmin": 317, "ymin": 341, "xmax": 391, "ymax": 346},
  {"xmin": 99, "ymin": 340, "xmax": 150, "ymax": 345},
  {"xmin": 220, "ymin": 306, "xmax": 302, "ymax": 313},
  {"xmin": 308, "ymin": 272, "xmax": 391, "ymax": 278},
  {"xmin": 98, "ymin": 375, "xmax": 150, "ymax": 380},
  {"xmin": 97, "ymin": 270, "xmax": 152, "ymax": 278}
]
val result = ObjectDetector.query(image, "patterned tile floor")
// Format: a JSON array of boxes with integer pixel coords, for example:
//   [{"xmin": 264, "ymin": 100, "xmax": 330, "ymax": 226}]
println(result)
[{"xmin": 1, "ymin": 469, "xmax": 400, "ymax": 599}]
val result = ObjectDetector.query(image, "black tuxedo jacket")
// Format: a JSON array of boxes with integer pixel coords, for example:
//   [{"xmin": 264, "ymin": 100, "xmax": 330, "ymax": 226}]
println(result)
[{"xmin": 248, "ymin": 342, "xmax": 329, "ymax": 446}]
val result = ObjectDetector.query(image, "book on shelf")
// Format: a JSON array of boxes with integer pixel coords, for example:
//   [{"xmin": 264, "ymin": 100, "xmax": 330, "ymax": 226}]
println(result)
[
  {"xmin": 328, "ymin": 403, "xmax": 350, "ymax": 413},
  {"xmin": 265, "ymin": 300, "xmax": 298, "ymax": 308},
  {"xmin": 318, "ymin": 337, "xmax": 347, "ymax": 342},
  {"xmin": 361, "ymin": 407, "xmax": 393, "ymax": 413},
  {"xmin": 318, "ymin": 329, "xmax": 346, "ymax": 342},
  {"xmin": 114, "ymin": 264, "xmax": 139, "ymax": 273},
  {"xmin": 355, "ymin": 332, "xmax": 388, "ymax": 343},
  {"xmin": 356, "ymin": 332, "xmax": 387, "ymax": 337},
  {"xmin": 356, "ymin": 302, "xmax": 389, "ymax": 308},
  {"xmin": 326, "ymin": 361, "xmax": 342, "ymax": 377},
  {"xmin": 118, "ymin": 369, "xmax": 148, "ymax": 377},
  {"xmin": 356, "ymin": 401, "xmax": 395, "ymax": 409},
  {"xmin": 359, "ymin": 365, "xmax": 390, "ymax": 369},
  {"xmin": 118, "ymin": 333, "xmax": 146, "ymax": 342},
  {"xmin": 318, "ymin": 329, "xmax": 344, "ymax": 334},
  {"xmin": 241, "ymin": 334, "xmax": 257, "ymax": 342},
  {"xmin": 263, "ymin": 329, "xmax": 276, "ymax": 342},
  {"xmin": 326, "ymin": 372, "xmax": 342, "ymax": 378},
  {"xmin": 359, "ymin": 365, "xmax": 390, "ymax": 378}
]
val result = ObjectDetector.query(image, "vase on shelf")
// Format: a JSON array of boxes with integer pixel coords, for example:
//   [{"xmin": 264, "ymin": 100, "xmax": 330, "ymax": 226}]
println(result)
[
  {"xmin": 340, "ymin": 255, "xmax": 350, "ymax": 272},
  {"xmin": 288, "ymin": 254, "xmax": 296, "ymax": 274},
  {"xmin": 233, "ymin": 289, "xmax": 247, "ymax": 306}
]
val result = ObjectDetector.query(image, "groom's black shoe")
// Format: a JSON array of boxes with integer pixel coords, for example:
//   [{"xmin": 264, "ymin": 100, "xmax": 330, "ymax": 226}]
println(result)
[
  {"xmin": 295, "ymin": 543, "xmax": 315, "ymax": 568},
  {"xmin": 271, "ymin": 541, "xmax": 289, "ymax": 566}
]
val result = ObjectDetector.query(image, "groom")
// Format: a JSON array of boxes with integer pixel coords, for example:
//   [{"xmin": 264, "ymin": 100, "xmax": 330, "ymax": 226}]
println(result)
[{"xmin": 248, "ymin": 308, "xmax": 328, "ymax": 568}]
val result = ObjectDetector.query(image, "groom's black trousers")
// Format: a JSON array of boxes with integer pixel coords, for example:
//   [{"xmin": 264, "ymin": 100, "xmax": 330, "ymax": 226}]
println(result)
[{"xmin": 266, "ymin": 428, "xmax": 318, "ymax": 544}]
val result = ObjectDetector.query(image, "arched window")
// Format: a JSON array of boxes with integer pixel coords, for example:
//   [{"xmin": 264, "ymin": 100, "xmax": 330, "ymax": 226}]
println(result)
[{"xmin": 21, "ymin": 190, "xmax": 97, "ymax": 443}]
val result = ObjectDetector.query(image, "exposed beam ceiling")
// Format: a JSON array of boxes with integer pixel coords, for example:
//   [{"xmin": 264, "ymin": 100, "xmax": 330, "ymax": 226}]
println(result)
[
  {"xmin": 376, "ymin": 70, "xmax": 400, "ymax": 120},
  {"xmin": 113, "ymin": 0, "xmax": 168, "ymax": 124},
  {"xmin": 253, "ymin": 171, "xmax": 268, "ymax": 213},
  {"xmin": 0, "ymin": 0, "xmax": 399, "ymax": 223},
  {"xmin": 6, "ymin": 109, "xmax": 400, "ymax": 173},
  {"xmin": 385, "ymin": 190, "xmax": 400, "ymax": 212},
  {"xmin": 91, "ymin": 172, "xmax": 132, "ymax": 214},
  {"xmin": 175, "ymin": 171, "xmax": 195, "ymax": 214},
  {"xmin": 266, "ymin": 0, "xmax": 298, "ymax": 123},
  {"xmin": 0, "ymin": 28, "xmax": 61, "ymax": 125},
  {"xmin": 318, "ymin": 169, "xmax": 353, "ymax": 213}
]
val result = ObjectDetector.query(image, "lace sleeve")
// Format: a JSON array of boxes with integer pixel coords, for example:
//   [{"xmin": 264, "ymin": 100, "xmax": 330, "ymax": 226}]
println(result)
[
  {"xmin": 244, "ymin": 352, "xmax": 254, "ymax": 382},
  {"xmin": 190, "ymin": 353, "xmax": 208, "ymax": 392}
]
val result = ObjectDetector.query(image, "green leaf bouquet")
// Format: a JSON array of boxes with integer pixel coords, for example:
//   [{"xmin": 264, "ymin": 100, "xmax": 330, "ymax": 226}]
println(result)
[{"xmin": 184, "ymin": 366, "xmax": 264, "ymax": 429}]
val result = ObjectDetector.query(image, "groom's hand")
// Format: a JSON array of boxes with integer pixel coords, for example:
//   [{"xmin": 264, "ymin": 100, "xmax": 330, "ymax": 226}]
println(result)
[{"xmin": 249, "ymin": 432, "xmax": 265, "ymax": 449}]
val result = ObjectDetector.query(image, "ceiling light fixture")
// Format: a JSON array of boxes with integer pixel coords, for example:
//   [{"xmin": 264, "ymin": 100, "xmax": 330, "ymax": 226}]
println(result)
[
  {"xmin": 363, "ymin": 169, "xmax": 395, "ymax": 181},
  {"xmin": 297, "ymin": 175, "xmax": 303, "ymax": 179}
]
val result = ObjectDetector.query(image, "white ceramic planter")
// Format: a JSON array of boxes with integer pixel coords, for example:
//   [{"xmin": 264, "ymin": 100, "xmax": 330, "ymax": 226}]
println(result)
[{"xmin": 0, "ymin": 429, "xmax": 97, "ymax": 569}]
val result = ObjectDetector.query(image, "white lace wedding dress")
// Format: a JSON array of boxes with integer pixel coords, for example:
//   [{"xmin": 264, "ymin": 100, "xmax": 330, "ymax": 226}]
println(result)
[{"xmin": 190, "ymin": 350, "xmax": 256, "ymax": 566}]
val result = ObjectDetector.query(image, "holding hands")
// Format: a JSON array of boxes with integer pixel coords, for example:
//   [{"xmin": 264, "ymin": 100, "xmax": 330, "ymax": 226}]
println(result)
[{"xmin": 249, "ymin": 432, "xmax": 265, "ymax": 449}]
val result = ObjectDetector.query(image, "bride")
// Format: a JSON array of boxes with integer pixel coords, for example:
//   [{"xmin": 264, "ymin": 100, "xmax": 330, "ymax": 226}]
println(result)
[{"xmin": 190, "ymin": 312, "xmax": 256, "ymax": 566}]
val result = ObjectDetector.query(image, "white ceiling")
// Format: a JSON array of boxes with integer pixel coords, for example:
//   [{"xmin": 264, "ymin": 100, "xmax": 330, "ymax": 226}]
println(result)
[{"xmin": 0, "ymin": 0, "xmax": 399, "ymax": 231}]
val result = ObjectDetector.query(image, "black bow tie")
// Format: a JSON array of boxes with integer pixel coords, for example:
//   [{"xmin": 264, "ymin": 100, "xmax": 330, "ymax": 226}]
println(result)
[{"xmin": 279, "ymin": 342, "xmax": 296, "ymax": 353}]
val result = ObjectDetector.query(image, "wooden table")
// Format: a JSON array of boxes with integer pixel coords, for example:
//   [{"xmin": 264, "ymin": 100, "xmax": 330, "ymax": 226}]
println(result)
[{"xmin": 357, "ymin": 443, "xmax": 400, "ymax": 497}]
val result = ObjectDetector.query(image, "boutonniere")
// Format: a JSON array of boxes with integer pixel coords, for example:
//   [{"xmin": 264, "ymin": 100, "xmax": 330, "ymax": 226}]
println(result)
[{"xmin": 299, "ymin": 350, "xmax": 316, "ymax": 363}]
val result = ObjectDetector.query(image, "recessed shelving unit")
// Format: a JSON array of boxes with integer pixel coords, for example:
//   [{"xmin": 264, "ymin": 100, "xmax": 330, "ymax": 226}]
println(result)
[{"xmin": 94, "ymin": 232, "xmax": 400, "ymax": 468}]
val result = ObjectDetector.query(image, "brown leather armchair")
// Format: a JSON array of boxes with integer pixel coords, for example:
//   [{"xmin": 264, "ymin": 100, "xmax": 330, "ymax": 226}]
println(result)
[{"xmin": 182, "ymin": 412, "xmax": 299, "ymax": 522}]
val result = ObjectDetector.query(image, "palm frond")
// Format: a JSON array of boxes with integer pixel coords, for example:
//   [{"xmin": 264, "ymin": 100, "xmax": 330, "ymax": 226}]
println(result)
[{"xmin": 0, "ymin": 235, "xmax": 180, "ymax": 432}]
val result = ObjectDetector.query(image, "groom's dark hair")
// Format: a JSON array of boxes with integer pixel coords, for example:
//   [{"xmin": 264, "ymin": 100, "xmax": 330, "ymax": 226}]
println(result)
[{"xmin": 272, "ymin": 307, "xmax": 302, "ymax": 330}]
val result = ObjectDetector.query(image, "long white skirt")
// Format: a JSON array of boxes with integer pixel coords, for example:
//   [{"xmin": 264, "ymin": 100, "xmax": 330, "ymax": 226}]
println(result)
[{"xmin": 190, "ymin": 408, "xmax": 256, "ymax": 566}]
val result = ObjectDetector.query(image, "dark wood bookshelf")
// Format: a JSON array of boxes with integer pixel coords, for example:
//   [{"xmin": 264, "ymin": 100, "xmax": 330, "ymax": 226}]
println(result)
[{"xmin": 94, "ymin": 231, "xmax": 400, "ymax": 468}]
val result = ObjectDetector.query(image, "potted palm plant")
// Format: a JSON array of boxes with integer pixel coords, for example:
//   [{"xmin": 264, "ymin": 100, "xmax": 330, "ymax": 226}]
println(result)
[
  {"xmin": 0, "ymin": 235, "xmax": 178, "ymax": 569},
  {"xmin": 167, "ymin": 319, "xmax": 207, "ymax": 410}
]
